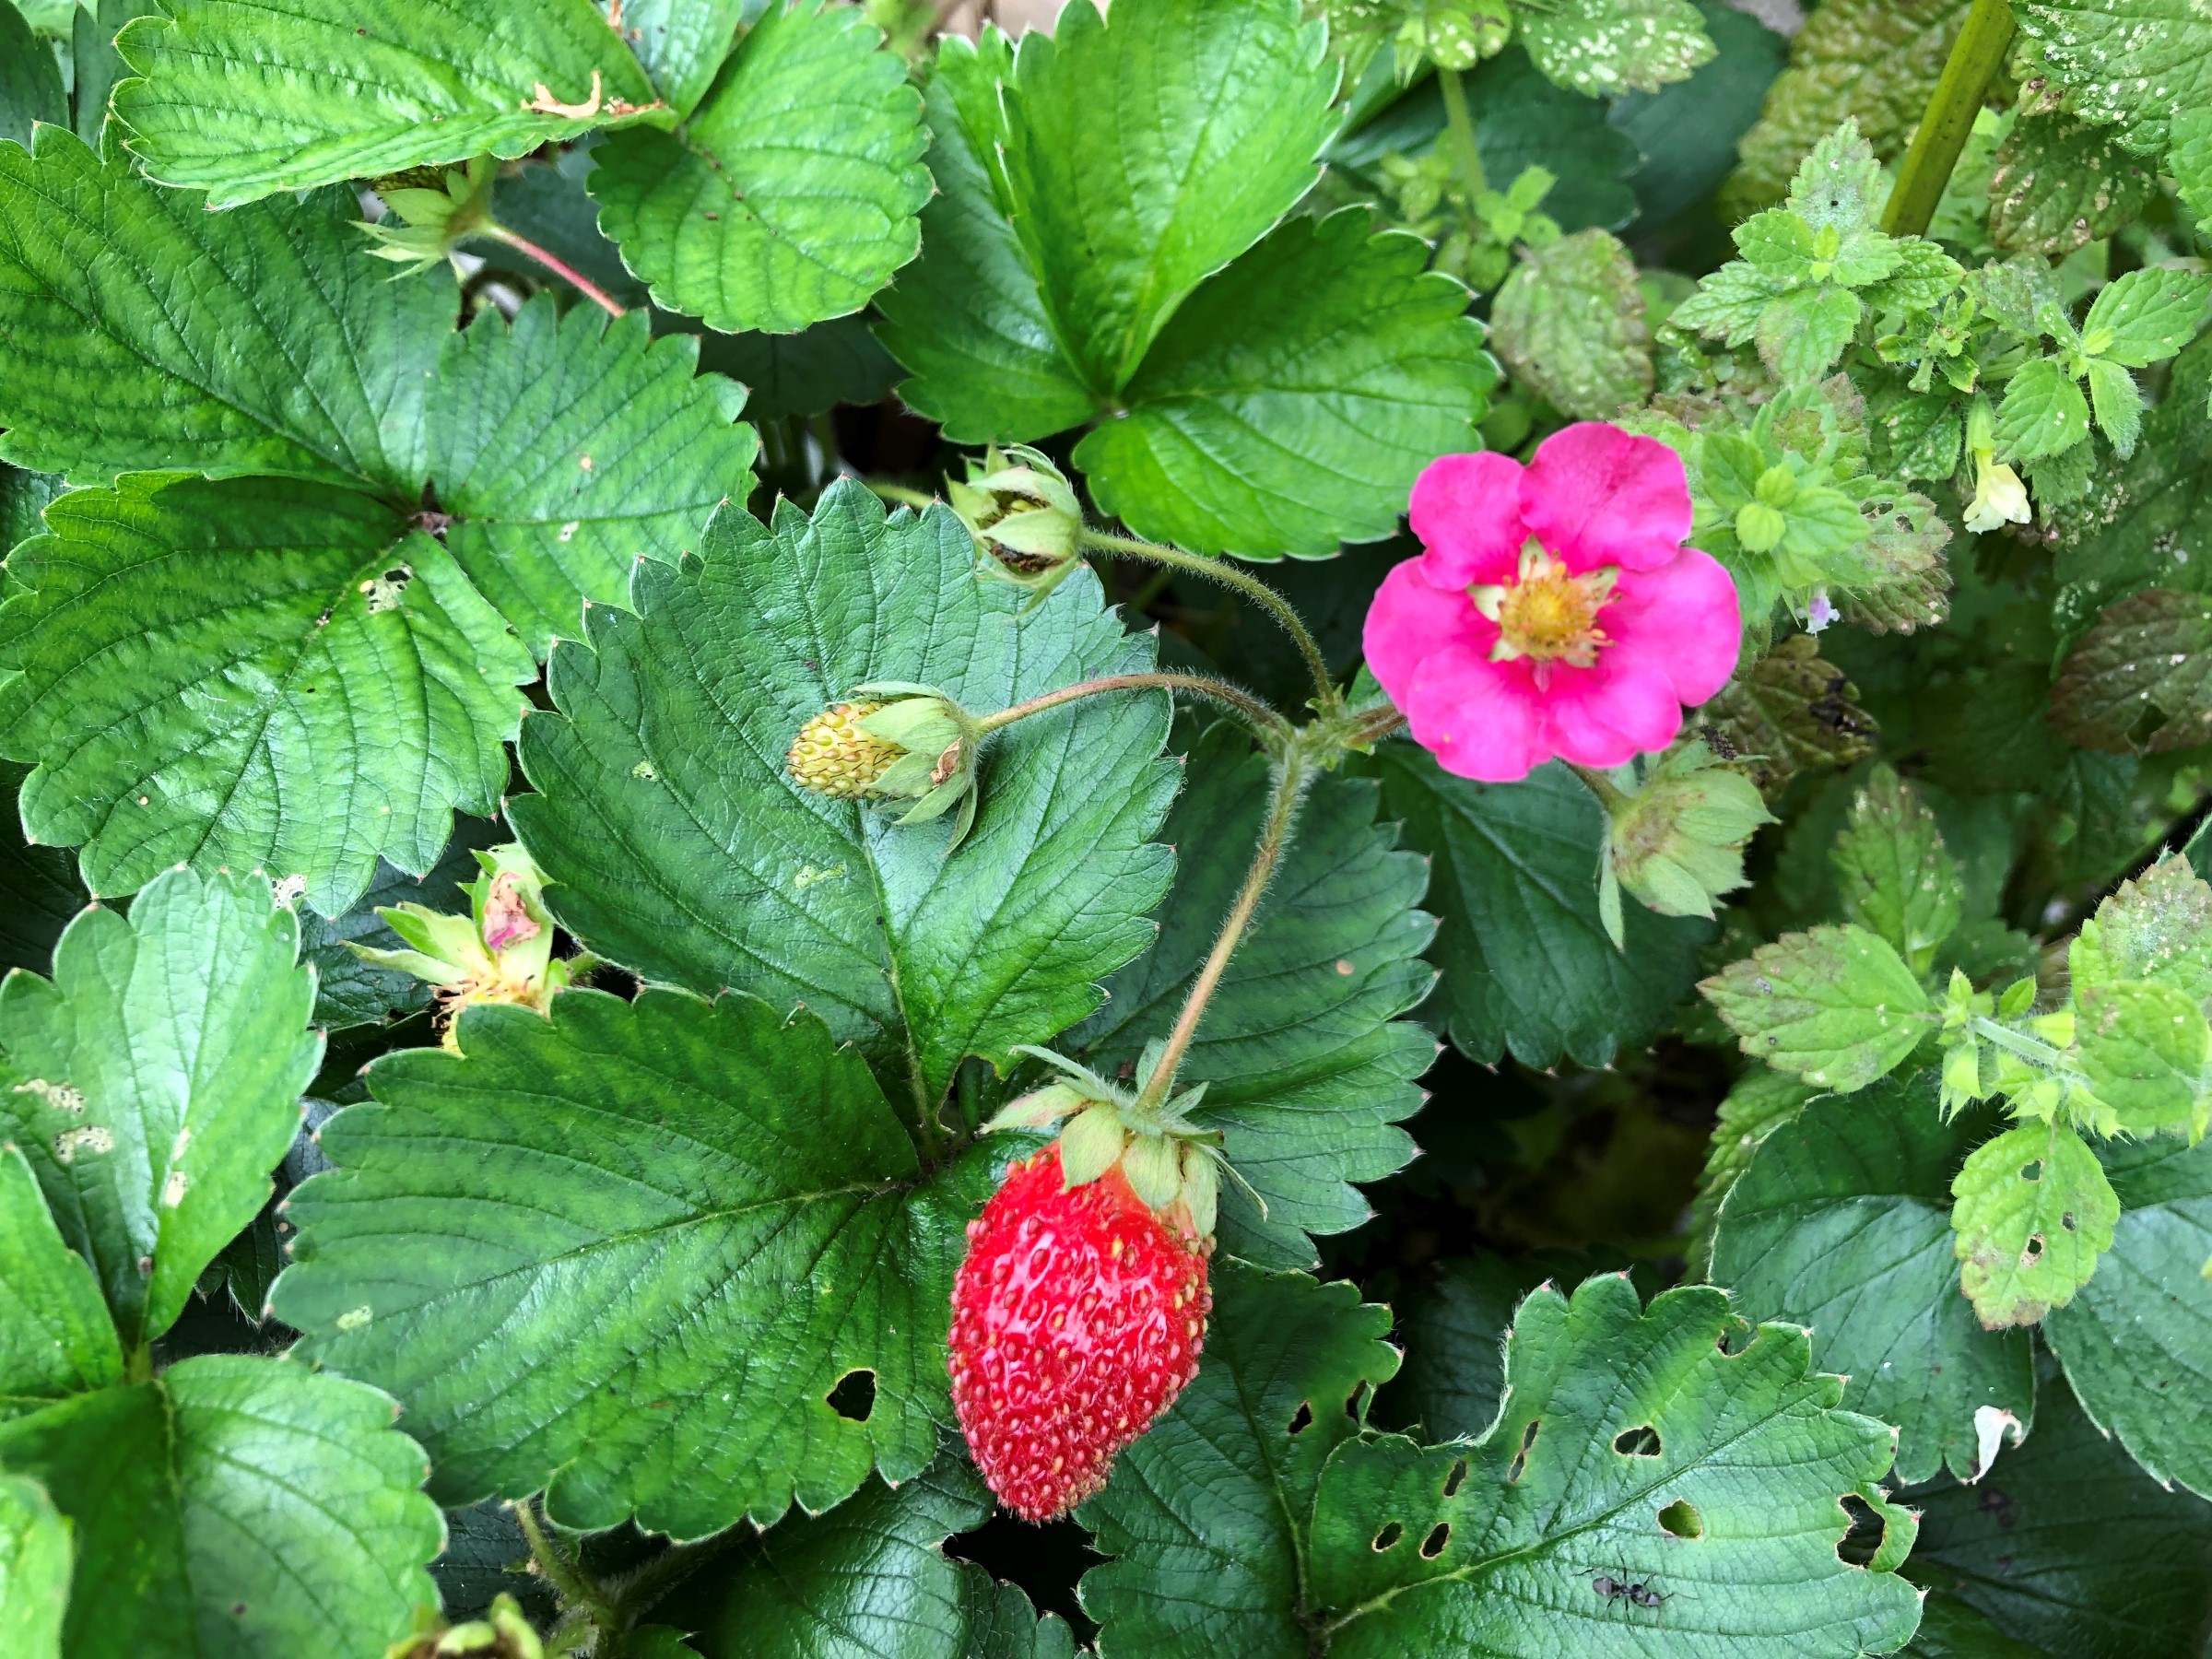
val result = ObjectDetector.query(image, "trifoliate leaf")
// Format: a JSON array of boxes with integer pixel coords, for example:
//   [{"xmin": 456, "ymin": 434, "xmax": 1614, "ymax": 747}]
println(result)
[
  {"xmin": 1994, "ymin": 359, "xmax": 2092, "ymax": 463},
  {"xmin": 1686, "ymin": 1066, "xmax": 1817, "ymax": 1275},
  {"xmin": 1371, "ymin": 1251, "xmax": 1556, "ymax": 1441},
  {"xmin": 427, "ymin": 296, "xmax": 756, "ymax": 654},
  {"xmin": 1701, "ymin": 924, "xmax": 1935, "ymax": 1091},
  {"xmin": 2050, "ymin": 588, "xmax": 2212, "ymax": 754},
  {"xmin": 2074, "ymin": 977, "xmax": 2211, "ymax": 1137},
  {"xmin": 1696, "ymin": 634, "xmax": 1877, "ymax": 800},
  {"xmin": 1951, "ymin": 1119, "xmax": 2120, "ymax": 1327},
  {"xmin": 0, "ymin": 868, "xmax": 315, "ymax": 1349},
  {"xmin": 112, "ymin": 0, "xmax": 659, "ymax": 206},
  {"xmin": 1072, "ymin": 209, "xmax": 1492, "ymax": 558},
  {"xmin": 0, "ymin": 477, "xmax": 535, "ymax": 916},
  {"xmin": 2044, "ymin": 1135, "xmax": 2212, "ymax": 1500},
  {"xmin": 1303, "ymin": 1277, "xmax": 1921, "ymax": 1657},
  {"xmin": 273, "ymin": 989, "xmax": 1000, "ymax": 1537},
  {"xmin": 2084, "ymin": 357, "xmax": 2144, "ymax": 457},
  {"xmin": 0, "ymin": 1144, "xmax": 123, "ymax": 1418},
  {"xmin": 2080, "ymin": 266, "xmax": 2212, "ymax": 368},
  {"xmin": 0, "ymin": 761, "xmax": 84, "ymax": 982},
  {"xmin": 1368, "ymin": 749, "xmax": 1712, "ymax": 1069},
  {"xmin": 2012, "ymin": 0, "xmax": 2212, "ymax": 152},
  {"xmin": 510, "ymin": 482, "xmax": 1175, "ymax": 1111},
  {"xmin": 1488, "ymin": 229, "xmax": 1653, "ymax": 420},
  {"xmin": 2067, "ymin": 853, "xmax": 2212, "ymax": 1006},
  {"xmin": 0, "ymin": 2, "xmax": 63, "ymax": 147},
  {"xmin": 1988, "ymin": 109, "xmax": 2158, "ymax": 256},
  {"xmin": 587, "ymin": 0, "xmax": 928, "ymax": 335},
  {"xmin": 1075, "ymin": 725, "xmax": 1437, "ymax": 1268},
  {"xmin": 1712, "ymin": 1079, "xmax": 2035, "ymax": 1484},
  {"xmin": 0, "ymin": 1356, "xmax": 441, "ymax": 1659},
  {"xmin": 1517, "ymin": 0, "xmax": 1715, "ymax": 97},
  {"xmin": 0, "ymin": 1472, "xmax": 67, "ymax": 1659},
  {"xmin": 1832, "ymin": 764, "xmax": 1963, "ymax": 974}
]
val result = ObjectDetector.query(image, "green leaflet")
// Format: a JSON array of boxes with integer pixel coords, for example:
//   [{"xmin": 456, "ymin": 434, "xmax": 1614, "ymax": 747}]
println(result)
[
  {"xmin": 1516, "ymin": 0, "xmax": 1714, "ymax": 96},
  {"xmin": 1368, "ymin": 749, "xmax": 1711, "ymax": 1069},
  {"xmin": 1696, "ymin": 634, "xmax": 1877, "ymax": 801},
  {"xmin": 0, "ymin": 868, "xmax": 317, "ymax": 1349},
  {"xmin": 1488, "ymin": 229, "xmax": 1653, "ymax": 421},
  {"xmin": 0, "ymin": 1472, "xmax": 68, "ymax": 1659},
  {"xmin": 272, "ymin": 988, "xmax": 1001, "ymax": 1538},
  {"xmin": 1988, "ymin": 109, "xmax": 2159, "ymax": 256},
  {"xmin": 2013, "ymin": 0, "xmax": 2212, "ymax": 153},
  {"xmin": 0, "ymin": 1145, "xmax": 124, "ymax": 1419},
  {"xmin": 1701, "ymin": 924, "xmax": 1935, "ymax": 1091},
  {"xmin": 1950, "ymin": 1119, "xmax": 2120, "ymax": 1327},
  {"xmin": 1832, "ymin": 764, "xmax": 1964, "ymax": 975},
  {"xmin": 0, "ymin": 1356, "xmax": 442, "ymax": 1659},
  {"xmin": 1074, "ymin": 724, "xmax": 1437, "ymax": 1268},
  {"xmin": 510, "ymin": 481, "xmax": 1177, "ymax": 1112},
  {"xmin": 1712, "ymin": 1079, "xmax": 2035, "ymax": 1485},
  {"xmin": 112, "ymin": 0, "xmax": 659, "ymax": 206},
  {"xmin": 588, "ymin": 0, "xmax": 929, "ymax": 335}
]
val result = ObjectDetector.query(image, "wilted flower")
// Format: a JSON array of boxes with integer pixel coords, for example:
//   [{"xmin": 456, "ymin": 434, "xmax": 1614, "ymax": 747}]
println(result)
[{"xmin": 947, "ymin": 444, "xmax": 1085, "ymax": 598}]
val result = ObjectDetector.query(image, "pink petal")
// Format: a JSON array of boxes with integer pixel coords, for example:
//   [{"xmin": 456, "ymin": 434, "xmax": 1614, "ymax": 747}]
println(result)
[
  {"xmin": 1409, "ymin": 452, "xmax": 1529, "ymax": 587},
  {"xmin": 1405, "ymin": 644, "xmax": 1556, "ymax": 782},
  {"xmin": 1546, "ymin": 659, "xmax": 1686, "ymax": 769},
  {"xmin": 1364, "ymin": 559, "xmax": 1480, "ymax": 707},
  {"xmin": 1603, "ymin": 549, "xmax": 1743, "ymax": 707},
  {"xmin": 1521, "ymin": 423, "xmax": 1693, "ymax": 573}
]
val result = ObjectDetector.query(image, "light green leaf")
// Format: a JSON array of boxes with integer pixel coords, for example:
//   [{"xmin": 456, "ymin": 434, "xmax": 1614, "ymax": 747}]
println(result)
[
  {"xmin": 588, "ymin": 0, "xmax": 928, "ymax": 335},
  {"xmin": 2074, "ymin": 977, "xmax": 2210, "ymax": 1137},
  {"xmin": 1988, "ymin": 109, "xmax": 2159, "ymax": 256},
  {"xmin": 2067, "ymin": 853, "xmax": 2212, "ymax": 1008},
  {"xmin": 112, "ymin": 0, "xmax": 659, "ymax": 206},
  {"xmin": 610, "ymin": 0, "xmax": 747, "ymax": 119},
  {"xmin": 2012, "ymin": 0, "xmax": 2212, "ymax": 152},
  {"xmin": 0, "ymin": 2, "xmax": 64, "ymax": 147},
  {"xmin": 1712, "ymin": 1078, "xmax": 2035, "ymax": 1484},
  {"xmin": 1075, "ymin": 724, "xmax": 1436, "ymax": 1268},
  {"xmin": 999, "ymin": 0, "xmax": 1338, "ymax": 395},
  {"xmin": 0, "ymin": 1472, "xmax": 68, "ymax": 1659},
  {"xmin": 1994, "ymin": 359, "xmax": 2092, "ymax": 463},
  {"xmin": 0, "ymin": 868, "xmax": 315, "ymax": 1349},
  {"xmin": 1072, "ymin": 210, "xmax": 1492, "ymax": 558},
  {"xmin": 510, "ymin": 481, "xmax": 1176, "ymax": 1111},
  {"xmin": 0, "ymin": 1145, "xmax": 122, "ymax": 1418},
  {"xmin": 1304, "ymin": 1277, "xmax": 1921, "ymax": 1657},
  {"xmin": 1832, "ymin": 764, "xmax": 1962, "ymax": 974},
  {"xmin": 427, "ymin": 295, "xmax": 756, "ymax": 655},
  {"xmin": 1789, "ymin": 118, "xmax": 1893, "ymax": 230},
  {"xmin": 1951, "ymin": 1119, "xmax": 2120, "ymax": 1327},
  {"xmin": 2084, "ymin": 357, "xmax": 2143, "ymax": 457},
  {"xmin": 1518, "ymin": 0, "xmax": 1715, "ymax": 96},
  {"xmin": 2080, "ymin": 266, "xmax": 2212, "ymax": 367},
  {"xmin": 1701, "ymin": 924, "xmax": 1935, "ymax": 1091},
  {"xmin": 0, "ymin": 477, "xmax": 535, "ymax": 916},
  {"xmin": 1368, "ymin": 749, "xmax": 1712, "ymax": 1069},
  {"xmin": 1759, "ymin": 285, "xmax": 1861, "ymax": 382},
  {"xmin": 273, "ymin": 989, "xmax": 999, "ymax": 1537},
  {"xmin": 0, "ymin": 129, "xmax": 444, "ymax": 488},
  {"xmin": 0, "ymin": 1356, "xmax": 441, "ymax": 1659},
  {"xmin": 2049, "ymin": 587, "xmax": 2212, "ymax": 755},
  {"xmin": 2045, "ymin": 1135, "xmax": 2212, "ymax": 1500},
  {"xmin": 1488, "ymin": 229, "xmax": 1653, "ymax": 420}
]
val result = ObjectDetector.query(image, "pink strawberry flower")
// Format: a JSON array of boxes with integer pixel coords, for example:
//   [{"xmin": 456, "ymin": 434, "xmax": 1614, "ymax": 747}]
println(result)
[{"xmin": 1364, "ymin": 422, "xmax": 1741, "ymax": 782}]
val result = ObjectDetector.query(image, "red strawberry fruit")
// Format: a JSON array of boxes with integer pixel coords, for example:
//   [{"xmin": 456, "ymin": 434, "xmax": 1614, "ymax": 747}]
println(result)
[{"xmin": 949, "ymin": 1144, "xmax": 1212, "ymax": 1521}]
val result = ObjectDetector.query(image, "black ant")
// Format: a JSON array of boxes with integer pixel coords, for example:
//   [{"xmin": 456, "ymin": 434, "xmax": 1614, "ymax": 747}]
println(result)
[{"xmin": 1591, "ymin": 1571, "xmax": 1670, "ymax": 1612}]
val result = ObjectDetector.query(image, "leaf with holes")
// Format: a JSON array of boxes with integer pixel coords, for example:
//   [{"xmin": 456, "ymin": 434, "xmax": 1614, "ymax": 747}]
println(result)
[
  {"xmin": 1488, "ymin": 229, "xmax": 1653, "ymax": 422},
  {"xmin": 112, "ymin": 0, "xmax": 660, "ymax": 206},
  {"xmin": 1073, "ymin": 724, "xmax": 1437, "ymax": 1269},
  {"xmin": 587, "ymin": 0, "xmax": 929, "ymax": 335},
  {"xmin": 1988, "ymin": 109, "xmax": 2159, "ymax": 256},
  {"xmin": 2050, "ymin": 589, "xmax": 2212, "ymax": 755},
  {"xmin": 0, "ymin": 868, "xmax": 316, "ymax": 1350},
  {"xmin": 510, "ymin": 480, "xmax": 1176, "ymax": 1112},
  {"xmin": 1701, "ymin": 924, "xmax": 1935, "ymax": 1091},
  {"xmin": 1712, "ymin": 1078, "xmax": 2035, "ymax": 1485},
  {"xmin": 2012, "ymin": 0, "xmax": 2212, "ymax": 152},
  {"xmin": 271, "ymin": 989, "xmax": 1003, "ymax": 1538},
  {"xmin": 1951, "ymin": 1120, "xmax": 2120, "ymax": 1328},
  {"xmin": 1518, "ymin": 0, "xmax": 1714, "ymax": 96},
  {"xmin": 1832, "ymin": 765, "xmax": 1963, "ymax": 975}
]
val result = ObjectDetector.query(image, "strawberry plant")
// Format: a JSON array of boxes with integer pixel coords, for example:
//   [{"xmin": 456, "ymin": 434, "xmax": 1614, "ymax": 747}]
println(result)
[{"xmin": 3, "ymin": 0, "xmax": 2211, "ymax": 1654}]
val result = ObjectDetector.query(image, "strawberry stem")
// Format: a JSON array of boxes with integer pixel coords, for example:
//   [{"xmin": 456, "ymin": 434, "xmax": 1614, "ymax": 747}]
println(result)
[
  {"xmin": 511, "ymin": 1498, "xmax": 620, "ymax": 1635},
  {"xmin": 976, "ymin": 671, "xmax": 1293, "ymax": 745},
  {"xmin": 483, "ymin": 223, "xmax": 629, "ymax": 319}
]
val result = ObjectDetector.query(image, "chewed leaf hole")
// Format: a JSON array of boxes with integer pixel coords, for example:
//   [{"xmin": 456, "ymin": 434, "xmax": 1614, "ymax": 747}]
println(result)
[
  {"xmin": 1288, "ymin": 1403, "xmax": 1313, "ymax": 1437},
  {"xmin": 2023, "ymin": 1232, "xmax": 2045, "ymax": 1264},
  {"xmin": 1657, "ymin": 1500, "xmax": 1703, "ymax": 1539},
  {"xmin": 1345, "ymin": 1382, "xmax": 1369, "ymax": 1420},
  {"xmin": 828, "ymin": 1369, "xmax": 876, "ymax": 1422},
  {"xmin": 1837, "ymin": 1492, "xmax": 1884, "ymax": 1565},
  {"xmin": 1614, "ymin": 1425, "xmax": 1663, "ymax": 1458},
  {"xmin": 1442, "ymin": 1458, "xmax": 1468, "ymax": 1499},
  {"xmin": 1372, "ymin": 1521, "xmax": 1404, "ymax": 1552},
  {"xmin": 1419, "ymin": 1522, "xmax": 1451, "ymax": 1559},
  {"xmin": 1506, "ymin": 1418, "xmax": 1540, "ymax": 1485},
  {"xmin": 2061, "ymin": 1211, "xmax": 2077, "ymax": 1232},
  {"xmin": 2020, "ymin": 1159, "xmax": 2043, "ymax": 1182}
]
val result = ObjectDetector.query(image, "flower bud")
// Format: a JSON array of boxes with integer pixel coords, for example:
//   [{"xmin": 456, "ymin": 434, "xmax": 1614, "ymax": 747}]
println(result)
[
  {"xmin": 947, "ymin": 444, "xmax": 1086, "ymax": 597},
  {"xmin": 789, "ymin": 683, "xmax": 984, "ymax": 848},
  {"xmin": 1597, "ymin": 741, "xmax": 1772, "ymax": 947}
]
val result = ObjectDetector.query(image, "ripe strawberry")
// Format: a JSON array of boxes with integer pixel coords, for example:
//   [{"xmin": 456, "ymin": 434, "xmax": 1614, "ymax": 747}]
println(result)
[{"xmin": 948, "ymin": 1144, "xmax": 1212, "ymax": 1521}]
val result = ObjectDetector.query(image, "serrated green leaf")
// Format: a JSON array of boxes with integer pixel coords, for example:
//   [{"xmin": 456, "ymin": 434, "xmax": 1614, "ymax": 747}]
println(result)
[
  {"xmin": 2172, "ymin": 105, "xmax": 2212, "ymax": 232},
  {"xmin": 1951, "ymin": 1119, "xmax": 2120, "ymax": 1327},
  {"xmin": 1712, "ymin": 1078, "xmax": 2035, "ymax": 1484},
  {"xmin": 1367, "ymin": 749, "xmax": 1712, "ymax": 1069},
  {"xmin": 0, "ymin": 868, "xmax": 315, "ymax": 1349},
  {"xmin": 588, "ymin": 0, "xmax": 928, "ymax": 335},
  {"xmin": 2050, "ymin": 335, "xmax": 2212, "ymax": 607},
  {"xmin": 2044, "ymin": 1135, "xmax": 2212, "ymax": 1500},
  {"xmin": 1833, "ymin": 764, "xmax": 1963, "ymax": 974},
  {"xmin": 273, "ymin": 989, "xmax": 999, "ymax": 1537},
  {"xmin": 0, "ymin": 1356, "xmax": 441, "ymax": 1659},
  {"xmin": 0, "ymin": 1471, "xmax": 67, "ymax": 1659},
  {"xmin": 1073, "ymin": 210, "xmax": 1492, "ymax": 559},
  {"xmin": 1518, "ymin": 0, "xmax": 1714, "ymax": 96},
  {"xmin": 1489, "ymin": 229, "xmax": 1653, "ymax": 420},
  {"xmin": 2074, "ymin": 977, "xmax": 2210, "ymax": 1136},
  {"xmin": 1696, "ymin": 633, "xmax": 1877, "ymax": 800},
  {"xmin": 2049, "ymin": 588, "xmax": 2212, "ymax": 754},
  {"xmin": 0, "ymin": 477, "xmax": 535, "ymax": 916},
  {"xmin": 1789, "ymin": 122, "xmax": 1889, "ymax": 231},
  {"xmin": 2081, "ymin": 267, "xmax": 2212, "ymax": 368},
  {"xmin": 2084, "ymin": 357, "xmax": 2143, "ymax": 457},
  {"xmin": 510, "ymin": 481, "xmax": 1174, "ymax": 1110},
  {"xmin": 1670, "ymin": 256, "xmax": 1785, "ymax": 344},
  {"xmin": 112, "ymin": 0, "xmax": 659, "ymax": 206},
  {"xmin": 1305, "ymin": 1277, "xmax": 1921, "ymax": 1657},
  {"xmin": 1686, "ymin": 1066, "xmax": 1817, "ymax": 1275},
  {"xmin": 2068, "ymin": 853, "xmax": 2212, "ymax": 1006},
  {"xmin": 609, "ymin": 0, "xmax": 748, "ymax": 119},
  {"xmin": 1074, "ymin": 725, "xmax": 1436, "ymax": 1268},
  {"xmin": 0, "ymin": 1, "xmax": 64, "ymax": 147},
  {"xmin": 1988, "ymin": 109, "xmax": 2158, "ymax": 256},
  {"xmin": 1759, "ymin": 285, "xmax": 1863, "ymax": 382},
  {"xmin": 0, "ymin": 1144, "xmax": 122, "ymax": 1418},
  {"xmin": 2012, "ymin": 0, "xmax": 2212, "ymax": 152},
  {"xmin": 1994, "ymin": 359, "xmax": 2092, "ymax": 463},
  {"xmin": 1701, "ymin": 924, "xmax": 1935, "ymax": 1090}
]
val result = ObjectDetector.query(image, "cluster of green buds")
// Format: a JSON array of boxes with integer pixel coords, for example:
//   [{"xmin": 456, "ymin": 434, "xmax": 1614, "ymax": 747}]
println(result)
[
  {"xmin": 347, "ymin": 845, "xmax": 578, "ymax": 1046},
  {"xmin": 1594, "ymin": 740, "xmax": 1773, "ymax": 947},
  {"xmin": 1960, "ymin": 395, "xmax": 2031, "ymax": 535},
  {"xmin": 987, "ymin": 1044, "xmax": 1253, "ymax": 1240},
  {"xmin": 786, "ymin": 683, "xmax": 984, "ymax": 847},
  {"xmin": 947, "ymin": 444, "xmax": 1087, "ymax": 603},
  {"xmin": 356, "ymin": 156, "xmax": 500, "ymax": 277},
  {"xmin": 386, "ymin": 1594, "xmax": 540, "ymax": 1659}
]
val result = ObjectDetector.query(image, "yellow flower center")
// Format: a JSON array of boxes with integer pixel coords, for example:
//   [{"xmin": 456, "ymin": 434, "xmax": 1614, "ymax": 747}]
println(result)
[{"xmin": 1469, "ymin": 542, "xmax": 1619, "ymax": 675}]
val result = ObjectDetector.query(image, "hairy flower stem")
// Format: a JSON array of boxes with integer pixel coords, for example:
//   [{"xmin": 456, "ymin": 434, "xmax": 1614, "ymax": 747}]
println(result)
[
  {"xmin": 1881, "ymin": 0, "xmax": 2017, "ymax": 237},
  {"xmin": 483, "ymin": 224, "xmax": 629, "ymax": 318},
  {"xmin": 1079, "ymin": 530, "xmax": 1341, "ymax": 715},
  {"xmin": 512, "ymin": 1499, "xmax": 621, "ymax": 1637},
  {"xmin": 1565, "ymin": 760, "xmax": 1631, "ymax": 813},
  {"xmin": 978, "ymin": 672, "xmax": 1294, "ymax": 745},
  {"xmin": 1436, "ymin": 66, "xmax": 1490, "ymax": 202},
  {"xmin": 1134, "ymin": 747, "xmax": 1313, "ymax": 1114}
]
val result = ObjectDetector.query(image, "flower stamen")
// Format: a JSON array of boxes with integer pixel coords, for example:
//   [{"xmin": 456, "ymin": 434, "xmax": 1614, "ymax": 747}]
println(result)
[{"xmin": 1470, "ymin": 542, "xmax": 1619, "ymax": 680}]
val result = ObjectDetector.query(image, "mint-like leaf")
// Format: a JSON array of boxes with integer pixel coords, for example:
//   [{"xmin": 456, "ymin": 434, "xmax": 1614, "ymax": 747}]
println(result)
[
  {"xmin": 1951, "ymin": 1119, "xmax": 2120, "ymax": 1327},
  {"xmin": 1989, "ymin": 109, "xmax": 2159, "ymax": 256},
  {"xmin": 1518, "ymin": 0, "xmax": 1714, "ymax": 96},
  {"xmin": 2012, "ymin": 0, "xmax": 2212, "ymax": 152},
  {"xmin": 2074, "ymin": 977, "xmax": 2211, "ymax": 1138},
  {"xmin": 1994, "ymin": 358, "xmax": 2092, "ymax": 462},
  {"xmin": 1832, "ymin": 764, "xmax": 1962, "ymax": 974},
  {"xmin": 2068, "ymin": 853, "xmax": 2212, "ymax": 1006},
  {"xmin": 2050, "ymin": 588, "xmax": 2212, "ymax": 755},
  {"xmin": 1488, "ymin": 228, "xmax": 1653, "ymax": 420},
  {"xmin": 1702, "ymin": 924, "xmax": 1935, "ymax": 1091},
  {"xmin": 1697, "ymin": 635, "xmax": 1877, "ymax": 800},
  {"xmin": 2081, "ymin": 267, "xmax": 2212, "ymax": 367}
]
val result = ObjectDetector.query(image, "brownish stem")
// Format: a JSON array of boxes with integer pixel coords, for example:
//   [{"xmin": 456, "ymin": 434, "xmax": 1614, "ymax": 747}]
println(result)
[{"xmin": 484, "ymin": 224, "xmax": 629, "ymax": 318}]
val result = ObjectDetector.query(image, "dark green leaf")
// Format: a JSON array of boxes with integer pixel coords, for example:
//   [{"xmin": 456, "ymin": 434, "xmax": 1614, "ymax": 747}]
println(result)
[
  {"xmin": 0, "ymin": 1144, "xmax": 124, "ymax": 1418},
  {"xmin": 299, "ymin": 819, "xmax": 505, "ymax": 1034},
  {"xmin": 1611, "ymin": 0, "xmax": 1787, "ymax": 228},
  {"xmin": 0, "ymin": 760, "xmax": 86, "ymax": 981},
  {"xmin": 1832, "ymin": 764, "xmax": 1963, "ymax": 974},
  {"xmin": 1686, "ymin": 1066, "xmax": 1816, "ymax": 1275},
  {"xmin": 2050, "ymin": 587, "xmax": 2212, "ymax": 754},
  {"xmin": 2049, "ymin": 335, "xmax": 2211, "ymax": 610},
  {"xmin": 1696, "ymin": 634, "xmax": 1877, "ymax": 801},
  {"xmin": 2012, "ymin": 0, "xmax": 2212, "ymax": 152},
  {"xmin": 1371, "ymin": 1251, "xmax": 1553, "ymax": 1441},
  {"xmin": 0, "ymin": 1, "xmax": 64, "ymax": 147}
]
